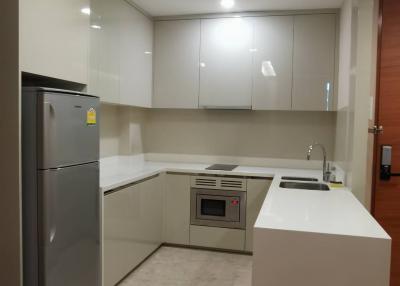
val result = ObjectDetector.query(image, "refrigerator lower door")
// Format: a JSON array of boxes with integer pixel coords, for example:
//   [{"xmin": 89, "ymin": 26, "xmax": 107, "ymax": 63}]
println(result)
[
  {"xmin": 37, "ymin": 91, "xmax": 100, "ymax": 169},
  {"xmin": 38, "ymin": 162, "xmax": 100, "ymax": 286}
]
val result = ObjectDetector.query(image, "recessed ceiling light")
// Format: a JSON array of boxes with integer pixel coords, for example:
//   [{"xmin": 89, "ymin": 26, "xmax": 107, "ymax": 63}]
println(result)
[
  {"xmin": 91, "ymin": 24, "xmax": 101, "ymax": 29},
  {"xmin": 220, "ymin": 0, "xmax": 235, "ymax": 9},
  {"xmin": 81, "ymin": 7, "xmax": 91, "ymax": 15}
]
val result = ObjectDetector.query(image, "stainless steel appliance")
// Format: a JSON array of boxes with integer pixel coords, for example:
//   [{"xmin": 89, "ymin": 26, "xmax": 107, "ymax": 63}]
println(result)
[
  {"xmin": 22, "ymin": 87, "xmax": 101, "ymax": 286},
  {"xmin": 190, "ymin": 176, "xmax": 246, "ymax": 229}
]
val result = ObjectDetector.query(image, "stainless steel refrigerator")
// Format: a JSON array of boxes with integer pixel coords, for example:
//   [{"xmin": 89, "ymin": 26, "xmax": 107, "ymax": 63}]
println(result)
[{"xmin": 22, "ymin": 87, "xmax": 101, "ymax": 286}]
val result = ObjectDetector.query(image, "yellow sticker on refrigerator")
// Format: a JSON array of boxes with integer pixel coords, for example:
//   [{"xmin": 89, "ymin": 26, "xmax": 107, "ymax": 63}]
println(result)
[{"xmin": 87, "ymin": 108, "xmax": 97, "ymax": 125}]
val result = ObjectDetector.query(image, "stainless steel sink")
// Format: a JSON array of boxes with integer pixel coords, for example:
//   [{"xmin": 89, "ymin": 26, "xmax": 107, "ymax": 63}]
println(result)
[
  {"xmin": 279, "ymin": 181, "xmax": 330, "ymax": 191},
  {"xmin": 281, "ymin": 176, "xmax": 318, "ymax": 182}
]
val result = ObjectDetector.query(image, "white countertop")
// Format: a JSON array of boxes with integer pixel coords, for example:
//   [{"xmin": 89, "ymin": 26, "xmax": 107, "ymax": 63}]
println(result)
[{"xmin": 100, "ymin": 155, "xmax": 390, "ymax": 240}]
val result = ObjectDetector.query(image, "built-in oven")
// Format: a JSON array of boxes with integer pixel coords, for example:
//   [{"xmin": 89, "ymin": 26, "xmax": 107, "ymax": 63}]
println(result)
[{"xmin": 190, "ymin": 175, "xmax": 246, "ymax": 230}]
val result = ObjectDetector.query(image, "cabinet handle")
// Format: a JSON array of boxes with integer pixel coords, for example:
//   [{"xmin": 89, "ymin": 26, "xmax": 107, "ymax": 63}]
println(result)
[{"xmin": 104, "ymin": 174, "xmax": 160, "ymax": 196}]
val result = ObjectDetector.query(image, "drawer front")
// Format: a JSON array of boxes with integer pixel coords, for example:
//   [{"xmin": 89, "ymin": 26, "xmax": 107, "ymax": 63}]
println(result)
[{"xmin": 190, "ymin": 225, "xmax": 245, "ymax": 251}]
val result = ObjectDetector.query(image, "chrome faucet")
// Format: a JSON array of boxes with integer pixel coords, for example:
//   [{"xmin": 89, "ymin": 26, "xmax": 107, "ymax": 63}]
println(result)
[{"xmin": 307, "ymin": 143, "xmax": 331, "ymax": 182}]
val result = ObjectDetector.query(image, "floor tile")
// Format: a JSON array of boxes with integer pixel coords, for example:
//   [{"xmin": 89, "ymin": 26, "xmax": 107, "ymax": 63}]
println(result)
[{"xmin": 119, "ymin": 247, "xmax": 253, "ymax": 286}]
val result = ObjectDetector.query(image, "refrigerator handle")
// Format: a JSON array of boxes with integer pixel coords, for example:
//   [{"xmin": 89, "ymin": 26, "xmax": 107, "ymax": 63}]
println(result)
[
  {"xmin": 96, "ymin": 188, "xmax": 101, "ymax": 245},
  {"xmin": 41, "ymin": 100, "xmax": 56, "ymax": 166},
  {"xmin": 44, "ymin": 171, "xmax": 57, "ymax": 245},
  {"xmin": 43, "ymin": 101, "xmax": 54, "ymax": 115}
]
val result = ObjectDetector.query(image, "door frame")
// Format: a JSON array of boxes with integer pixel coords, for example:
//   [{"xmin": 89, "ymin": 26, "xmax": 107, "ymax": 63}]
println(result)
[{"xmin": 371, "ymin": 0, "xmax": 384, "ymax": 215}]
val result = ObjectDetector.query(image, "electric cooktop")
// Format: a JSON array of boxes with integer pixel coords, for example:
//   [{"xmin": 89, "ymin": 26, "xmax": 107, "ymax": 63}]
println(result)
[{"xmin": 205, "ymin": 164, "xmax": 239, "ymax": 171}]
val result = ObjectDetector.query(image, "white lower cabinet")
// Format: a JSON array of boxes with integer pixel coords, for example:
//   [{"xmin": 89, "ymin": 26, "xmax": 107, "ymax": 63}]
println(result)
[
  {"xmin": 103, "ymin": 175, "xmax": 162, "ymax": 286},
  {"xmin": 245, "ymin": 178, "xmax": 272, "ymax": 252},
  {"xmin": 190, "ymin": 225, "xmax": 245, "ymax": 251},
  {"xmin": 163, "ymin": 174, "xmax": 191, "ymax": 245},
  {"xmin": 103, "ymin": 173, "xmax": 271, "ymax": 285}
]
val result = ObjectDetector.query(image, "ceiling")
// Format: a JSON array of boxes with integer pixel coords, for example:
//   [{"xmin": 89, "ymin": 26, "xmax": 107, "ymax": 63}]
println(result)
[{"xmin": 129, "ymin": 0, "xmax": 344, "ymax": 17}]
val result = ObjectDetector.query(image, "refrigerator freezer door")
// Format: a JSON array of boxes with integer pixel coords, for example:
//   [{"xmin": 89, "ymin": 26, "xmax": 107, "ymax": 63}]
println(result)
[
  {"xmin": 37, "ymin": 92, "xmax": 99, "ymax": 169},
  {"xmin": 38, "ymin": 162, "xmax": 100, "ymax": 286}
]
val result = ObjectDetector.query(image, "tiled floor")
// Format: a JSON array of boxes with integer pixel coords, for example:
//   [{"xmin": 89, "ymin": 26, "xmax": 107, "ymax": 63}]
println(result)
[{"xmin": 119, "ymin": 246, "xmax": 253, "ymax": 286}]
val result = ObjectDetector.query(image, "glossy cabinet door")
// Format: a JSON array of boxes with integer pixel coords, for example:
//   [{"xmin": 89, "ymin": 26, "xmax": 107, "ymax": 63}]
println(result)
[
  {"xmin": 199, "ymin": 18, "xmax": 253, "ymax": 109},
  {"xmin": 252, "ymin": 16, "xmax": 294, "ymax": 110},
  {"xmin": 140, "ymin": 175, "xmax": 163, "ymax": 248},
  {"xmin": 154, "ymin": 20, "xmax": 201, "ymax": 109},
  {"xmin": 245, "ymin": 178, "xmax": 271, "ymax": 252},
  {"xmin": 103, "ymin": 176, "xmax": 162, "ymax": 286},
  {"xmin": 89, "ymin": 0, "xmax": 153, "ymax": 106},
  {"xmin": 20, "ymin": 0, "xmax": 89, "ymax": 84},
  {"xmin": 190, "ymin": 225, "xmax": 245, "ymax": 251},
  {"xmin": 89, "ymin": 0, "xmax": 120, "ymax": 103},
  {"xmin": 104, "ymin": 184, "xmax": 140, "ymax": 286},
  {"xmin": 292, "ymin": 14, "xmax": 337, "ymax": 111},
  {"xmin": 119, "ymin": 1, "xmax": 153, "ymax": 108},
  {"xmin": 163, "ymin": 174, "xmax": 191, "ymax": 245}
]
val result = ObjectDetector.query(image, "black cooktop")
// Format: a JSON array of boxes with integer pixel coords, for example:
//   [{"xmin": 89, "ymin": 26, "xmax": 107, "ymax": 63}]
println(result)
[{"xmin": 206, "ymin": 164, "xmax": 239, "ymax": 171}]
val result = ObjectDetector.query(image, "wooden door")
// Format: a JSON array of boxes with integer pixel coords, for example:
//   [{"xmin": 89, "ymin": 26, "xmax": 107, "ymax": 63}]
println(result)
[{"xmin": 373, "ymin": 1, "xmax": 400, "ymax": 285}]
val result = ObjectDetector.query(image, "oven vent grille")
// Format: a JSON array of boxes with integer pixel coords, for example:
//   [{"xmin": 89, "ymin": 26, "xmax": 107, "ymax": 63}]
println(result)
[
  {"xmin": 191, "ymin": 176, "xmax": 246, "ymax": 191},
  {"xmin": 221, "ymin": 180, "xmax": 243, "ymax": 189},
  {"xmin": 194, "ymin": 178, "xmax": 218, "ymax": 187}
]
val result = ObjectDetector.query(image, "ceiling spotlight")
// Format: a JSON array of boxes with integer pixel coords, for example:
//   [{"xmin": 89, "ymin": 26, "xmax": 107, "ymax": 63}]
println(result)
[{"xmin": 220, "ymin": 0, "xmax": 235, "ymax": 9}]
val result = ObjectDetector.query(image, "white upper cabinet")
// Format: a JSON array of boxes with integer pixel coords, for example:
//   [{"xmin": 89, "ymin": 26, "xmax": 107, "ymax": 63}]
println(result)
[
  {"xmin": 89, "ymin": 0, "xmax": 120, "ymax": 103},
  {"xmin": 152, "ymin": 14, "xmax": 337, "ymax": 111},
  {"xmin": 20, "ymin": 0, "xmax": 90, "ymax": 84},
  {"xmin": 89, "ymin": 0, "xmax": 153, "ymax": 107},
  {"xmin": 154, "ymin": 20, "xmax": 201, "ymax": 109},
  {"xmin": 292, "ymin": 14, "xmax": 337, "ymax": 111},
  {"xmin": 119, "ymin": 1, "xmax": 153, "ymax": 108},
  {"xmin": 252, "ymin": 16, "xmax": 294, "ymax": 111},
  {"xmin": 199, "ymin": 18, "xmax": 253, "ymax": 109}
]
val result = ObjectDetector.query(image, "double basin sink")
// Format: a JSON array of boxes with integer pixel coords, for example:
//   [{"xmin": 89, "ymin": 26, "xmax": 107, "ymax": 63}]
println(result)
[{"xmin": 280, "ymin": 176, "xmax": 330, "ymax": 191}]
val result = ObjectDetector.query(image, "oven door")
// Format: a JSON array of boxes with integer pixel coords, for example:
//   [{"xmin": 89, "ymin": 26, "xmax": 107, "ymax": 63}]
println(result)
[{"xmin": 191, "ymin": 188, "xmax": 246, "ymax": 229}]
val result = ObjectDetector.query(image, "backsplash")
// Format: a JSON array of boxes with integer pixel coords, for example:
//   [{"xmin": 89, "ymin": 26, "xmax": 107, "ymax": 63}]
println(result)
[{"xmin": 100, "ymin": 104, "xmax": 336, "ymax": 161}]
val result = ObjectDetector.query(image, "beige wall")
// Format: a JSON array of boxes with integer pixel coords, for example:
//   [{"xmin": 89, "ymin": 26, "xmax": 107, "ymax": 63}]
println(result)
[
  {"xmin": 144, "ymin": 110, "xmax": 336, "ymax": 160},
  {"xmin": 334, "ymin": 0, "xmax": 356, "ymax": 175},
  {"xmin": 101, "ymin": 105, "xmax": 337, "ymax": 161},
  {"xmin": 350, "ymin": 0, "xmax": 379, "ymax": 209},
  {"xmin": 0, "ymin": 0, "xmax": 21, "ymax": 285},
  {"xmin": 100, "ymin": 104, "xmax": 120, "ymax": 157},
  {"xmin": 100, "ymin": 104, "xmax": 146, "ymax": 158},
  {"xmin": 334, "ymin": 0, "xmax": 379, "ymax": 208}
]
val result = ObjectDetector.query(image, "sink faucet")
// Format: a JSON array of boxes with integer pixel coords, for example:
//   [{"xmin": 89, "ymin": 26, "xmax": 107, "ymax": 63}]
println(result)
[{"xmin": 307, "ymin": 143, "xmax": 330, "ymax": 182}]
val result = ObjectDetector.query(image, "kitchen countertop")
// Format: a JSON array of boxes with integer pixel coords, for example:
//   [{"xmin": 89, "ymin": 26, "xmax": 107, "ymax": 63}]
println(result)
[{"xmin": 100, "ymin": 155, "xmax": 390, "ymax": 240}]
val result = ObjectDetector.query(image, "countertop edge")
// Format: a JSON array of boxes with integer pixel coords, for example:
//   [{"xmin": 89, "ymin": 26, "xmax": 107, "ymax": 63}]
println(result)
[{"xmin": 99, "ymin": 157, "xmax": 390, "ymax": 240}]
